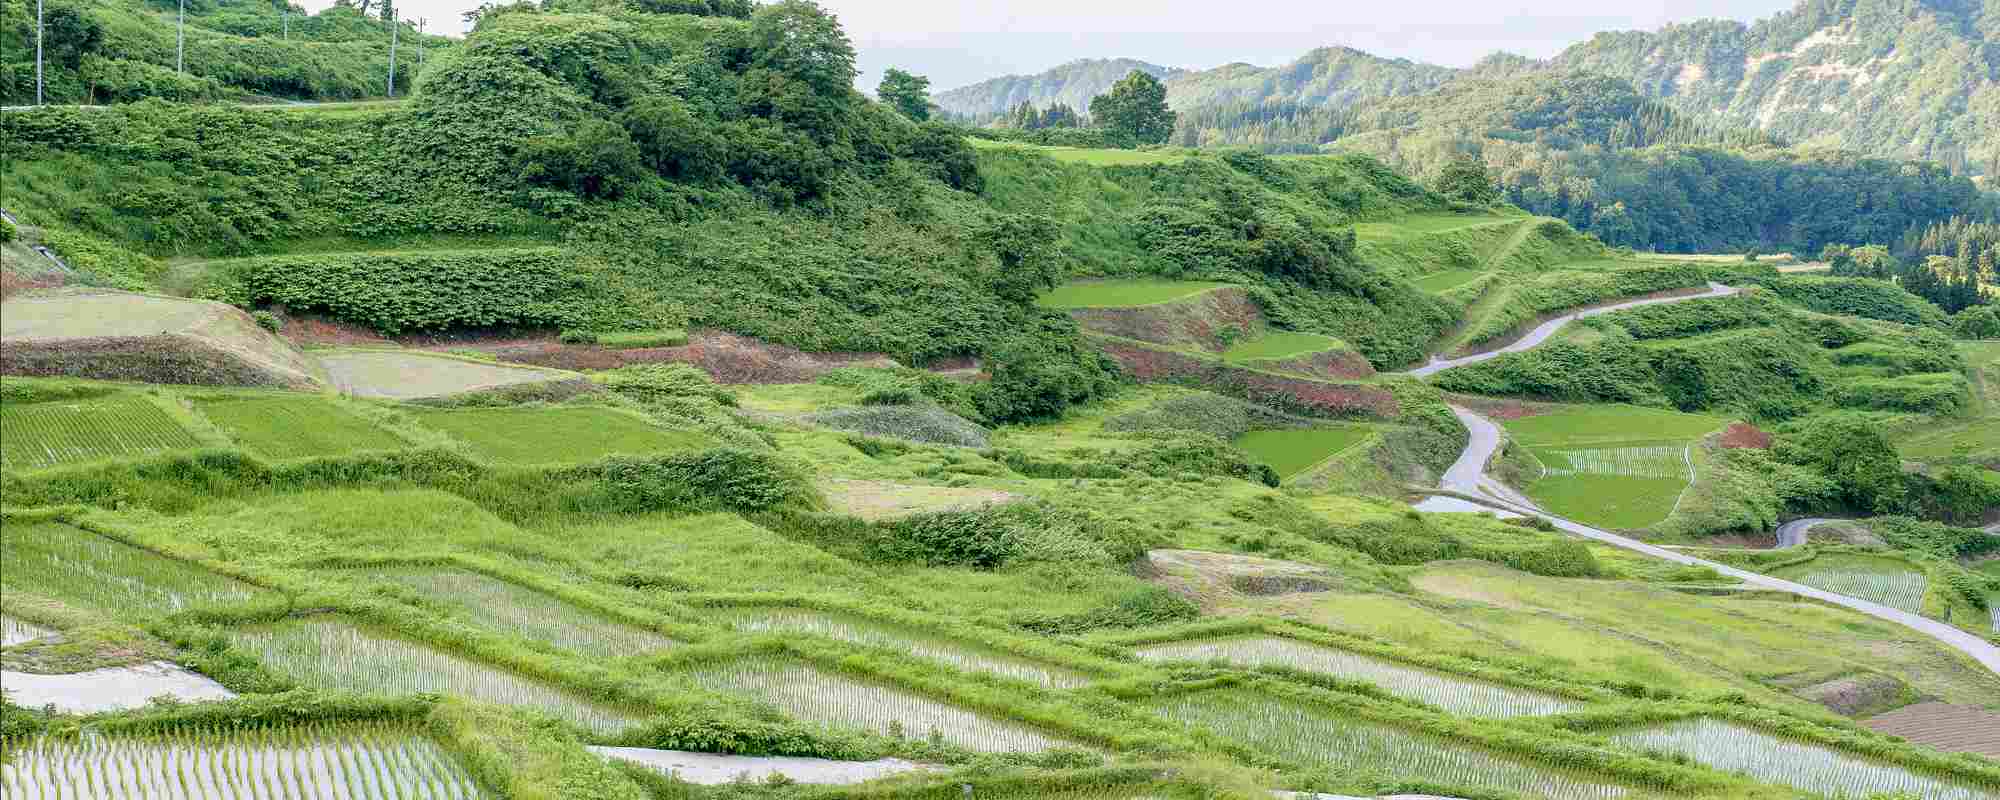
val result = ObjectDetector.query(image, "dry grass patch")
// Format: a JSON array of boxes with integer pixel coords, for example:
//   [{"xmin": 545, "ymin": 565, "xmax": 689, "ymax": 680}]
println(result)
[
  {"xmin": 318, "ymin": 351, "xmax": 572, "ymax": 400},
  {"xmin": 819, "ymin": 479, "xmax": 1017, "ymax": 521}
]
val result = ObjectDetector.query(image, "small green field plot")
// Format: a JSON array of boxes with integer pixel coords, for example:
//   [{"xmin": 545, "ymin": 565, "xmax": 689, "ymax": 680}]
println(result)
[
  {"xmin": 195, "ymin": 396, "xmax": 405, "ymax": 459},
  {"xmin": 686, "ymin": 659, "xmax": 1074, "ymax": 752},
  {"xmin": 0, "ymin": 394, "xmax": 202, "ymax": 470},
  {"xmin": 0, "ymin": 722, "xmax": 491, "ymax": 799},
  {"xmin": 373, "ymin": 568, "xmax": 676, "ymax": 658},
  {"xmin": 1036, "ymin": 279, "xmax": 1230, "ymax": 309},
  {"xmin": 722, "ymin": 608, "xmax": 1088, "ymax": 688},
  {"xmin": 231, "ymin": 618, "xmax": 648, "ymax": 736},
  {"xmin": 409, "ymin": 406, "xmax": 714, "ymax": 464},
  {"xmin": 0, "ymin": 522, "xmax": 268, "ymax": 618},
  {"xmin": 1502, "ymin": 405, "xmax": 1727, "ymax": 529},
  {"xmin": 1352, "ymin": 213, "xmax": 1518, "ymax": 241},
  {"xmin": 1774, "ymin": 555, "xmax": 1928, "ymax": 614},
  {"xmin": 1235, "ymin": 426, "xmax": 1373, "ymax": 478},
  {"xmin": 1222, "ymin": 331, "xmax": 1348, "ymax": 363},
  {"xmin": 1413, "ymin": 269, "xmax": 1489, "ymax": 293},
  {"xmin": 965, "ymin": 138, "xmax": 1189, "ymax": 166},
  {"xmin": 1151, "ymin": 689, "xmax": 1626, "ymax": 800},
  {"xmin": 1612, "ymin": 718, "xmax": 1992, "ymax": 800},
  {"xmin": 1135, "ymin": 637, "xmax": 1579, "ymax": 717},
  {"xmin": 318, "ymin": 351, "xmax": 571, "ymax": 400}
]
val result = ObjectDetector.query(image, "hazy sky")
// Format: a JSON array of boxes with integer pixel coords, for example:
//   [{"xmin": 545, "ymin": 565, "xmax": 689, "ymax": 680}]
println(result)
[{"xmin": 303, "ymin": 0, "xmax": 1800, "ymax": 90}]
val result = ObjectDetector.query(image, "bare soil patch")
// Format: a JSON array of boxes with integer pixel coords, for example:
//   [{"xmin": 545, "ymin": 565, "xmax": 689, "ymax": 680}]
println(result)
[
  {"xmin": 1142, "ymin": 549, "xmax": 1342, "ymax": 607},
  {"xmin": 1718, "ymin": 423, "xmax": 1773, "ymax": 450},
  {"xmin": 451, "ymin": 329, "xmax": 899, "ymax": 384},
  {"xmin": 1863, "ymin": 702, "xmax": 2000, "ymax": 757},
  {"xmin": 820, "ymin": 480, "xmax": 1017, "ymax": 521},
  {"xmin": 1, "ymin": 289, "xmax": 323, "ymax": 389},
  {"xmin": 1069, "ymin": 287, "xmax": 1261, "ymax": 352},
  {"xmin": 1448, "ymin": 395, "xmax": 1554, "ymax": 421},
  {"xmin": 1795, "ymin": 673, "xmax": 1909, "ymax": 716}
]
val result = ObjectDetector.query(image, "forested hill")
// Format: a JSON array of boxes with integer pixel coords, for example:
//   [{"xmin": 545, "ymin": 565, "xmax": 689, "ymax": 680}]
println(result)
[
  {"xmin": 1544, "ymin": 0, "xmax": 2000, "ymax": 177},
  {"xmin": 930, "ymin": 58, "xmax": 1184, "ymax": 121}
]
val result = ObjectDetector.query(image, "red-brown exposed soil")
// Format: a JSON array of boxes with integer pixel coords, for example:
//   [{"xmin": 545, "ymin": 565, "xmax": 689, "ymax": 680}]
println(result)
[
  {"xmin": 1096, "ymin": 338, "xmax": 1399, "ymax": 420},
  {"xmin": 447, "ymin": 329, "xmax": 900, "ymax": 385},
  {"xmin": 1255, "ymin": 348, "xmax": 1378, "ymax": 381},
  {"xmin": 1067, "ymin": 288, "xmax": 1260, "ymax": 352},
  {"xmin": 1718, "ymin": 422, "xmax": 1772, "ymax": 450},
  {"xmin": 0, "ymin": 270, "xmax": 63, "ymax": 301},
  {"xmin": 1447, "ymin": 395, "xmax": 1552, "ymax": 420}
]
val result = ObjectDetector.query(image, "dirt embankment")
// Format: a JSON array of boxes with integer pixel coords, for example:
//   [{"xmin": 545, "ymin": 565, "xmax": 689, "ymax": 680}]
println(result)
[
  {"xmin": 1, "ymin": 290, "xmax": 323, "ymax": 390},
  {"xmin": 1251, "ymin": 349, "xmax": 1378, "ymax": 381},
  {"xmin": 1067, "ymin": 287, "xmax": 1260, "ymax": 352}
]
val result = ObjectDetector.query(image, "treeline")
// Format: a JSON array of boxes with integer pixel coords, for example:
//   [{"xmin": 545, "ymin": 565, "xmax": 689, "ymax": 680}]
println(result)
[{"xmin": 1822, "ymin": 242, "xmax": 1990, "ymax": 315}]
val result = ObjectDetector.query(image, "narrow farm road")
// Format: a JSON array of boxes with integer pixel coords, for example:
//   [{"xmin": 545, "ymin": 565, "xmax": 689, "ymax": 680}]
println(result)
[
  {"xmin": 1774, "ymin": 518, "xmax": 1837, "ymax": 549},
  {"xmin": 1407, "ymin": 282, "xmax": 1739, "ymax": 377},
  {"xmin": 1436, "ymin": 404, "xmax": 2000, "ymax": 676}
]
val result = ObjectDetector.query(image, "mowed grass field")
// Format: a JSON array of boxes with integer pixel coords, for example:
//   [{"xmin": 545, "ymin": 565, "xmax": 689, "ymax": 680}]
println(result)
[
  {"xmin": 1235, "ymin": 426, "xmax": 1374, "ymax": 478},
  {"xmin": 1502, "ymin": 404, "xmax": 1730, "ymax": 530},
  {"xmin": 1413, "ymin": 269, "xmax": 1488, "ymax": 293},
  {"xmin": 1037, "ymin": 279, "xmax": 1231, "ymax": 309},
  {"xmin": 408, "ymin": 406, "xmax": 715, "ymax": 464},
  {"xmin": 963, "ymin": 137, "xmax": 1190, "ymax": 166},
  {"xmin": 0, "ymin": 394, "xmax": 203, "ymax": 470},
  {"xmin": 196, "ymin": 396, "xmax": 405, "ymax": 459},
  {"xmin": 1222, "ymin": 331, "xmax": 1348, "ymax": 363}
]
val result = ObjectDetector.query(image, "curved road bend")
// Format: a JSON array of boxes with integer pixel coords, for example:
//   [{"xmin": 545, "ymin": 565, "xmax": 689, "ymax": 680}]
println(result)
[
  {"xmin": 1439, "ymin": 406, "xmax": 2000, "ymax": 675},
  {"xmin": 1408, "ymin": 282, "xmax": 1739, "ymax": 378},
  {"xmin": 1774, "ymin": 518, "xmax": 1837, "ymax": 549}
]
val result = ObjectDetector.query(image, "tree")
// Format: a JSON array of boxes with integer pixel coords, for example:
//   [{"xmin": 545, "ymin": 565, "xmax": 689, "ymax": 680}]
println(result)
[
  {"xmin": 619, "ymin": 96, "xmax": 724, "ymax": 182},
  {"xmin": 1773, "ymin": 413, "xmax": 1907, "ymax": 513},
  {"xmin": 1041, "ymin": 103, "xmax": 1080, "ymax": 129},
  {"xmin": 1435, "ymin": 156, "xmax": 1499, "ymax": 205},
  {"xmin": 978, "ymin": 213, "xmax": 1065, "ymax": 305},
  {"xmin": 748, "ymin": 0, "xmax": 855, "ymax": 98},
  {"xmin": 876, "ymin": 67, "xmax": 930, "ymax": 121},
  {"xmin": 1009, "ymin": 101, "xmax": 1039, "ymax": 130},
  {"xmin": 517, "ymin": 119, "xmax": 647, "ymax": 200},
  {"xmin": 1088, "ymin": 71, "xmax": 1175, "ymax": 146},
  {"xmin": 41, "ymin": 6, "xmax": 103, "ymax": 70}
]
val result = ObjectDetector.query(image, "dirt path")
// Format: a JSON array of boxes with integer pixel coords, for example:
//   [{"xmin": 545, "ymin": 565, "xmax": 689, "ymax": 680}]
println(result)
[
  {"xmin": 1774, "ymin": 518, "xmax": 1838, "ymax": 549},
  {"xmin": 1408, "ymin": 282, "xmax": 1739, "ymax": 377},
  {"xmin": 1431, "ymin": 404, "xmax": 2000, "ymax": 676}
]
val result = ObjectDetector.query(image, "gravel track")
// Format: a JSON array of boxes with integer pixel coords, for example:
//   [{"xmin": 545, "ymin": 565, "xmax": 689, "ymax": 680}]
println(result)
[{"xmin": 1408, "ymin": 282, "xmax": 1739, "ymax": 377}]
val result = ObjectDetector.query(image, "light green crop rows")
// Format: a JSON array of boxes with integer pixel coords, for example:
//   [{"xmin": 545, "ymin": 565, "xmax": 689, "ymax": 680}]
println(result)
[
  {"xmin": 374, "ymin": 568, "xmax": 676, "ymax": 658},
  {"xmin": 687, "ymin": 659, "xmax": 1073, "ymax": 753},
  {"xmin": 196, "ymin": 396, "xmax": 405, "ymax": 459},
  {"xmin": 1781, "ymin": 567, "xmax": 1928, "ymax": 614},
  {"xmin": 1152, "ymin": 689, "xmax": 1628, "ymax": 800},
  {"xmin": 0, "ymin": 722, "xmax": 489, "ymax": 799},
  {"xmin": 1612, "ymin": 718, "xmax": 1994, "ymax": 800},
  {"xmin": 1541, "ymin": 445, "xmax": 1686, "ymax": 479},
  {"xmin": 231, "ymin": 618, "xmax": 647, "ymax": 736},
  {"xmin": 723, "ymin": 608, "xmax": 1087, "ymax": 688},
  {"xmin": 1136, "ymin": 637, "xmax": 1580, "ymax": 717},
  {"xmin": 0, "ymin": 522, "xmax": 269, "ymax": 619},
  {"xmin": 0, "ymin": 395, "xmax": 201, "ymax": 470}
]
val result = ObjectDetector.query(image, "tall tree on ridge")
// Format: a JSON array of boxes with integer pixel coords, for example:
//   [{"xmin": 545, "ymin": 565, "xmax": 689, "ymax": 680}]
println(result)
[{"xmin": 1089, "ymin": 71, "xmax": 1175, "ymax": 145}]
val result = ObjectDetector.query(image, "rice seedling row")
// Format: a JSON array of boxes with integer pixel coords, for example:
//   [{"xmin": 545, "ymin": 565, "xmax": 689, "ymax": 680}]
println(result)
[
  {"xmin": 230, "ymin": 618, "xmax": 647, "ymax": 736},
  {"xmin": 195, "ymin": 397, "xmax": 406, "ymax": 459},
  {"xmin": 0, "ymin": 522, "xmax": 268, "ymax": 620},
  {"xmin": 1134, "ymin": 636, "xmax": 1580, "ymax": 718},
  {"xmin": 0, "ymin": 721, "xmax": 489, "ymax": 799},
  {"xmin": 1150, "ymin": 689, "xmax": 1629, "ymax": 800},
  {"xmin": 1782, "ymin": 568, "xmax": 1928, "ymax": 614},
  {"xmin": 1539, "ymin": 446, "xmax": 1685, "ymax": 479},
  {"xmin": 0, "ymin": 615, "xmax": 57, "ymax": 648},
  {"xmin": 686, "ymin": 660, "xmax": 1072, "ymax": 753},
  {"xmin": 722, "ymin": 608, "xmax": 1087, "ymax": 688},
  {"xmin": 0, "ymin": 396, "xmax": 201, "ymax": 470},
  {"xmin": 372, "ymin": 568, "xmax": 676, "ymax": 658},
  {"xmin": 1610, "ymin": 718, "xmax": 1997, "ymax": 800}
]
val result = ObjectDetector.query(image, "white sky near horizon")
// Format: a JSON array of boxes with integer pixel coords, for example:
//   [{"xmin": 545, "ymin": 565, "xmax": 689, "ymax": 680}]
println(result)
[{"xmin": 296, "ymin": 0, "xmax": 1799, "ymax": 91}]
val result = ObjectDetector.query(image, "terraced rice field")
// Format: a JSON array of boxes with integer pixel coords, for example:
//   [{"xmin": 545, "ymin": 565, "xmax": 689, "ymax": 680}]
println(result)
[
  {"xmin": 1612, "ymin": 718, "xmax": 1995, "ymax": 800},
  {"xmin": 1152, "ymin": 689, "xmax": 1627, "ymax": 800},
  {"xmin": 318, "ymin": 351, "xmax": 569, "ymax": 400},
  {"xmin": 373, "ymin": 568, "xmax": 676, "ymax": 657},
  {"xmin": 722, "ymin": 608, "xmax": 1087, "ymax": 688},
  {"xmin": 230, "ymin": 618, "xmax": 648, "ymax": 735},
  {"xmin": 0, "ymin": 522, "xmax": 268, "ymax": 619},
  {"xmin": 1501, "ymin": 404, "xmax": 1726, "ymax": 529},
  {"xmin": 1774, "ymin": 556, "xmax": 1929, "ymax": 614},
  {"xmin": 1, "ymin": 615, "xmax": 56, "ymax": 646},
  {"xmin": 1234, "ymin": 427, "xmax": 1373, "ymax": 479},
  {"xmin": 1134, "ymin": 636, "xmax": 1579, "ymax": 717},
  {"xmin": 0, "ymin": 722, "xmax": 489, "ymax": 799},
  {"xmin": 196, "ymin": 396, "xmax": 405, "ymax": 459},
  {"xmin": 1864, "ymin": 702, "xmax": 2000, "ymax": 758},
  {"xmin": 1222, "ymin": 332, "xmax": 1347, "ymax": 363},
  {"xmin": 409, "ymin": 406, "xmax": 715, "ymax": 464},
  {"xmin": 0, "ymin": 395, "xmax": 201, "ymax": 470},
  {"xmin": 1539, "ymin": 445, "xmax": 1685, "ymax": 478},
  {"xmin": 687, "ymin": 660, "xmax": 1072, "ymax": 752},
  {"xmin": 1036, "ymin": 280, "xmax": 1230, "ymax": 309}
]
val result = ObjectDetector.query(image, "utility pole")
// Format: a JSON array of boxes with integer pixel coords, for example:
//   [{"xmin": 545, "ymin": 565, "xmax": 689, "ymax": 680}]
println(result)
[
  {"xmin": 386, "ymin": 15, "xmax": 398, "ymax": 97},
  {"xmin": 34, "ymin": 0, "xmax": 43, "ymax": 105},
  {"xmin": 177, "ymin": 0, "xmax": 185, "ymax": 77}
]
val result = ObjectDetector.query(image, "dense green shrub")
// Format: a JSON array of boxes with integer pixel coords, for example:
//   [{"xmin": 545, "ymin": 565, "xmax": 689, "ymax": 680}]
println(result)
[
  {"xmin": 1750, "ymin": 275, "xmax": 1950, "ymax": 326},
  {"xmin": 807, "ymin": 406, "xmax": 991, "ymax": 448},
  {"xmin": 1772, "ymin": 413, "xmax": 1907, "ymax": 513},
  {"xmin": 1868, "ymin": 516, "xmax": 2000, "ymax": 560},
  {"xmin": 208, "ymin": 249, "xmax": 591, "ymax": 334},
  {"xmin": 581, "ymin": 448, "xmax": 816, "ymax": 514},
  {"xmin": 0, "ymin": 217, "xmax": 15, "ymax": 243},
  {"xmin": 1953, "ymin": 306, "xmax": 2000, "ymax": 339},
  {"xmin": 40, "ymin": 227, "xmax": 163, "ymax": 290},
  {"xmin": 1015, "ymin": 587, "xmax": 1200, "ymax": 635},
  {"xmin": 1103, "ymin": 392, "xmax": 1317, "ymax": 440},
  {"xmin": 972, "ymin": 313, "xmax": 1122, "ymax": 423},
  {"xmin": 817, "ymin": 366, "xmax": 980, "ymax": 420},
  {"xmin": 600, "ymin": 363, "xmax": 736, "ymax": 407},
  {"xmin": 1834, "ymin": 373, "xmax": 1969, "ymax": 414}
]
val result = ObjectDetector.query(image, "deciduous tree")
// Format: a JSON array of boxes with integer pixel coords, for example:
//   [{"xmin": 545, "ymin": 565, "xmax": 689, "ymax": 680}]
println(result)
[{"xmin": 1088, "ymin": 71, "xmax": 1175, "ymax": 145}]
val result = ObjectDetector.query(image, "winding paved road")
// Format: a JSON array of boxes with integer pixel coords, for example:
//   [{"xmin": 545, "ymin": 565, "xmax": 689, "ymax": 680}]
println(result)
[
  {"xmin": 1773, "ymin": 518, "xmax": 1836, "ymax": 549},
  {"xmin": 1435, "ymin": 405, "xmax": 2000, "ymax": 675},
  {"xmin": 1407, "ymin": 282, "xmax": 1739, "ymax": 377}
]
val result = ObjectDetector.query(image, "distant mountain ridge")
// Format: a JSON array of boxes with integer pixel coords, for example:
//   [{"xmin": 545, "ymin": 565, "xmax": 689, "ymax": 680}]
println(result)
[{"xmin": 930, "ymin": 58, "xmax": 1186, "ymax": 120}]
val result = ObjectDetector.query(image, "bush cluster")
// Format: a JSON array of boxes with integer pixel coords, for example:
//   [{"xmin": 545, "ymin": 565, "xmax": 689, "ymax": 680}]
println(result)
[
  {"xmin": 808, "ymin": 406, "xmax": 991, "ymax": 448},
  {"xmin": 207, "ymin": 249, "xmax": 588, "ymax": 334},
  {"xmin": 1104, "ymin": 392, "xmax": 1317, "ymax": 440}
]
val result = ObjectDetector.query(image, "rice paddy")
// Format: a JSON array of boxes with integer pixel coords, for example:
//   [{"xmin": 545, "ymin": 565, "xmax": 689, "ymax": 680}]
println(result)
[
  {"xmin": 1134, "ymin": 636, "xmax": 1580, "ymax": 717},
  {"xmin": 721, "ymin": 608, "xmax": 1088, "ymax": 688},
  {"xmin": 1500, "ymin": 404, "xmax": 1726, "ymax": 529},
  {"xmin": 686, "ymin": 660, "xmax": 1073, "ymax": 753},
  {"xmin": 0, "ymin": 722, "xmax": 490, "ymax": 799},
  {"xmin": 230, "ymin": 618, "xmax": 648, "ymax": 736},
  {"xmin": 407, "ymin": 406, "xmax": 715, "ymax": 465},
  {"xmin": 1539, "ymin": 445, "xmax": 1686, "ymax": 478},
  {"xmin": 1610, "ymin": 718, "xmax": 1996, "ymax": 800},
  {"xmin": 195, "ymin": 396, "xmax": 405, "ymax": 459},
  {"xmin": 317, "ymin": 351, "xmax": 568, "ymax": 400},
  {"xmin": 0, "ymin": 522, "xmax": 268, "ymax": 619},
  {"xmin": 372, "ymin": 568, "xmax": 676, "ymax": 658},
  {"xmin": 1233, "ymin": 427, "xmax": 1374, "ymax": 478},
  {"xmin": 0, "ymin": 395, "xmax": 202, "ymax": 470},
  {"xmin": 1774, "ymin": 556, "xmax": 1929, "ymax": 614},
  {"xmin": 1151, "ymin": 689, "xmax": 1628, "ymax": 800},
  {"xmin": 1221, "ymin": 332, "xmax": 1348, "ymax": 363}
]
